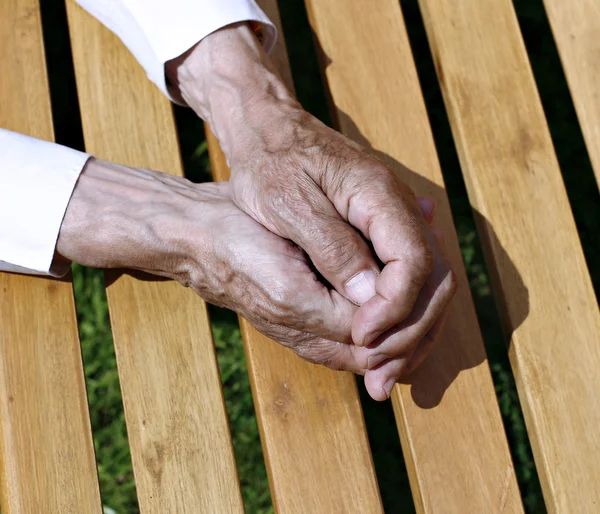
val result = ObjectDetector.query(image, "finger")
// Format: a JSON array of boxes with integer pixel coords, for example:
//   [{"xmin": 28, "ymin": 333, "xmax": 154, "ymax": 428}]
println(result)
[
  {"xmin": 363, "ymin": 315, "xmax": 447, "ymax": 401},
  {"xmin": 275, "ymin": 328, "xmax": 364, "ymax": 374},
  {"xmin": 404, "ymin": 330, "xmax": 438, "ymax": 374},
  {"xmin": 416, "ymin": 196, "xmax": 436, "ymax": 224},
  {"xmin": 363, "ymin": 357, "xmax": 406, "ymax": 401},
  {"xmin": 253, "ymin": 260, "xmax": 359, "ymax": 344},
  {"xmin": 353, "ymin": 243, "xmax": 455, "ymax": 349},
  {"xmin": 343, "ymin": 170, "xmax": 437, "ymax": 345},
  {"xmin": 403, "ymin": 312, "xmax": 447, "ymax": 374},
  {"xmin": 238, "ymin": 289, "xmax": 361, "ymax": 376},
  {"xmin": 270, "ymin": 290, "xmax": 357, "ymax": 344},
  {"xmin": 358, "ymin": 259, "xmax": 455, "ymax": 366},
  {"xmin": 300, "ymin": 288, "xmax": 358, "ymax": 343},
  {"xmin": 224, "ymin": 222, "xmax": 359, "ymax": 343}
]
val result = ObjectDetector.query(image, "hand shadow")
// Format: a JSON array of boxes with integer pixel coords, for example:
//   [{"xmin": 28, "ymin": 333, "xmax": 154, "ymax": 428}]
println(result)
[{"xmin": 335, "ymin": 109, "xmax": 529, "ymax": 408}]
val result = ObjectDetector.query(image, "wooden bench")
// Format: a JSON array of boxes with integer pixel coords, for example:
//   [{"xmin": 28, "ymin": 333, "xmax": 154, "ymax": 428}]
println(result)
[{"xmin": 1, "ymin": 0, "xmax": 598, "ymax": 512}]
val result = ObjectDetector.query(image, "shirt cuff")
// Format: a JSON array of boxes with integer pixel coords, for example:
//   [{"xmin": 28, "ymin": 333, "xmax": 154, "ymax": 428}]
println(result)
[
  {"xmin": 0, "ymin": 129, "xmax": 90, "ymax": 276},
  {"xmin": 77, "ymin": 0, "xmax": 277, "ymax": 103}
]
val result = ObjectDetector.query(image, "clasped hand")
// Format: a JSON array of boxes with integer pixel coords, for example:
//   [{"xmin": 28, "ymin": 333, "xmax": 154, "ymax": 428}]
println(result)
[
  {"xmin": 58, "ymin": 112, "xmax": 455, "ymax": 402},
  {"xmin": 57, "ymin": 22, "xmax": 457, "ymax": 401}
]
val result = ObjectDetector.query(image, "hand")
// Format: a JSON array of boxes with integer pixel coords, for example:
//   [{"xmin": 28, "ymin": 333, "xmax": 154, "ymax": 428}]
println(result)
[
  {"xmin": 57, "ymin": 158, "xmax": 398, "ymax": 393},
  {"xmin": 169, "ymin": 23, "xmax": 457, "ymax": 398}
]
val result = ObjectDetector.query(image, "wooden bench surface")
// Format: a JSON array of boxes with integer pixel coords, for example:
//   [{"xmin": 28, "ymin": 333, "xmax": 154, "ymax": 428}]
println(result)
[
  {"xmin": 0, "ymin": 0, "xmax": 598, "ymax": 512},
  {"xmin": 417, "ymin": 0, "xmax": 600, "ymax": 510},
  {"xmin": 0, "ymin": 1, "xmax": 101, "ymax": 511}
]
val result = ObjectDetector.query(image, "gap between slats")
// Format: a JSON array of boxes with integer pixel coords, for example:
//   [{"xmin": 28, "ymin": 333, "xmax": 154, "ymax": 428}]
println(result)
[{"xmin": 39, "ymin": 1, "xmax": 141, "ymax": 510}]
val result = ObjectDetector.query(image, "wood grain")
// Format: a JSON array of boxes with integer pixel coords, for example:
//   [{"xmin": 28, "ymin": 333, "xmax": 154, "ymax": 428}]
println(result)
[
  {"xmin": 205, "ymin": 2, "xmax": 383, "ymax": 512},
  {"xmin": 543, "ymin": 0, "xmax": 600, "ymax": 187},
  {"xmin": 0, "ymin": 0, "xmax": 102, "ymax": 511},
  {"xmin": 65, "ymin": 3, "xmax": 244, "ymax": 512},
  {"xmin": 417, "ymin": 0, "xmax": 600, "ymax": 511},
  {"xmin": 304, "ymin": 1, "xmax": 524, "ymax": 512}
]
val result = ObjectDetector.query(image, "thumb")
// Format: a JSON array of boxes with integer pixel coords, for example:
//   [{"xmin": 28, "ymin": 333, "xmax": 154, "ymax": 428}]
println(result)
[
  {"xmin": 287, "ymin": 198, "xmax": 380, "ymax": 306},
  {"xmin": 308, "ymin": 217, "xmax": 380, "ymax": 306}
]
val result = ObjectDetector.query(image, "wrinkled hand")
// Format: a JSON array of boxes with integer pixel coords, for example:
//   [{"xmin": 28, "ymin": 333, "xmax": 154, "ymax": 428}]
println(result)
[
  {"xmin": 57, "ymin": 159, "xmax": 398, "ymax": 392},
  {"xmin": 230, "ymin": 111, "xmax": 456, "ymax": 396},
  {"xmin": 170, "ymin": 23, "xmax": 457, "ymax": 398}
]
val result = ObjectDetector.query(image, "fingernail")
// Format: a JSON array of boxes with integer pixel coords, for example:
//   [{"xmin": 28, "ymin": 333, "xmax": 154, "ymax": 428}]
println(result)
[
  {"xmin": 345, "ymin": 270, "xmax": 377, "ymax": 306},
  {"xmin": 383, "ymin": 379, "xmax": 395, "ymax": 399},
  {"xmin": 367, "ymin": 353, "xmax": 387, "ymax": 370},
  {"xmin": 363, "ymin": 328, "xmax": 384, "ymax": 347}
]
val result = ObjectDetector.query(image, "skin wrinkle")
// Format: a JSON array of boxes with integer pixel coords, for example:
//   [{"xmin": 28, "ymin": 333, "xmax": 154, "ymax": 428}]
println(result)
[
  {"xmin": 182, "ymin": 185, "xmax": 352, "ymax": 341},
  {"xmin": 318, "ymin": 233, "xmax": 364, "ymax": 275},
  {"xmin": 231, "ymin": 122, "xmax": 384, "ymax": 298},
  {"xmin": 58, "ymin": 168, "xmax": 368, "ymax": 374}
]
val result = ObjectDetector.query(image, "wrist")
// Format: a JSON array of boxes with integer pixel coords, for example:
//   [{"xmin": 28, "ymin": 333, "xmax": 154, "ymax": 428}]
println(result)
[
  {"xmin": 56, "ymin": 158, "xmax": 194, "ymax": 278},
  {"xmin": 168, "ymin": 22, "xmax": 298, "ymax": 159}
]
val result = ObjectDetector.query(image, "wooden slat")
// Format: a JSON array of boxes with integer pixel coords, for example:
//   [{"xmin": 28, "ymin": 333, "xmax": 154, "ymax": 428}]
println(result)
[
  {"xmin": 543, "ymin": 0, "xmax": 600, "ymax": 187},
  {"xmin": 65, "ymin": 3, "xmax": 244, "ymax": 512},
  {"xmin": 206, "ymin": 2, "xmax": 383, "ymax": 512},
  {"xmin": 0, "ymin": 0, "xmax": 102, "ymax": 511},
  {"xmin": 417, "ymin": 0, "xmax": 600, "ymax": 511},
  {"xmin": 304, "ymin": 1, "xmax": 523, "ymax": 512}
]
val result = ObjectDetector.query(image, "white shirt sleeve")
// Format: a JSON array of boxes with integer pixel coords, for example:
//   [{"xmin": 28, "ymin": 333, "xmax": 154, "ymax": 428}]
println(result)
[
  {"xmin": 0, "ymin": 130, "xmax": 90, "ymax": 276},
  {"xmin": 77, "ymin": 0, "xmax": 276, "ymax": 100},
  {"xmin": 1, "ymin": 0, "xmax": 276, "ymax": 277}
]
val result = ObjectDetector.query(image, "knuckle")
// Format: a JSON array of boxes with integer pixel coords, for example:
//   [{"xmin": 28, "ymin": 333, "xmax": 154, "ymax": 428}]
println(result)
[
  {"xmin": 370, "ymin": 163, "xmax": 398, "ymax": 185},
  {"xmin": 406, "ymin": 243, "xmax": 435, "ymax": 278},
  {"xmin": 354, "ymin": 351, "xmax": 371, "ymax": 371},
  {"xmin": 365, "ymin": 164, "xmax": 407, "ymax": 196},
  {"xmin": 350, "ymin": 167, "xmax": 391, "ymax": 204},
  {"xmin": 266, "ymin": 289, "xmax": 322, "ymax": 333},
  {"xmin": 350, "ymin": 167, "xmax": 417, "ymax": 225}
]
